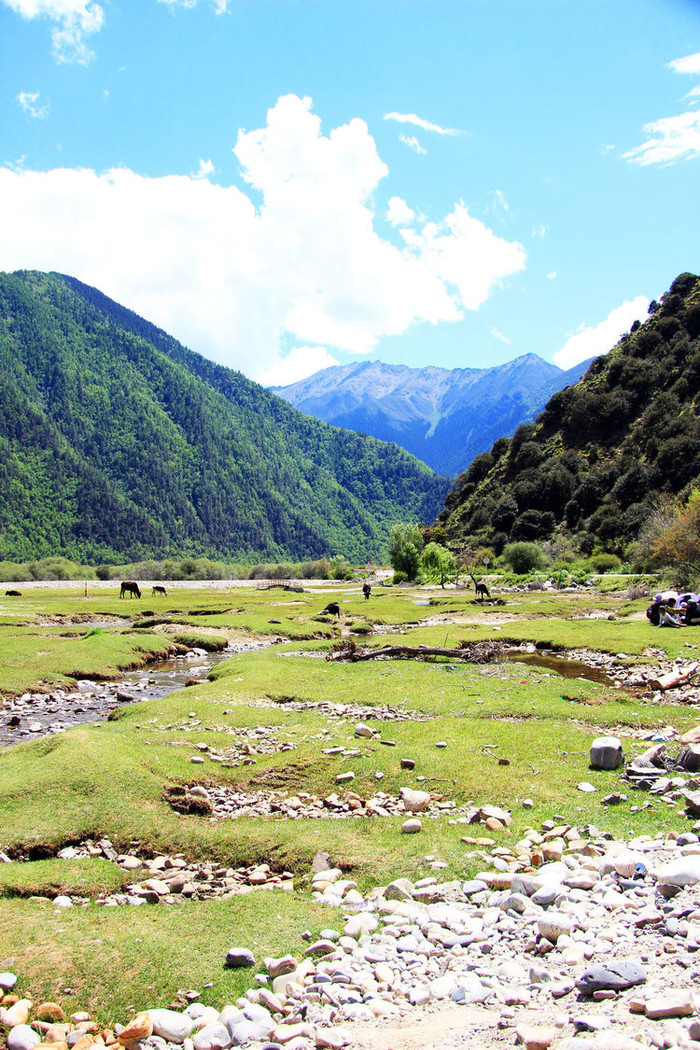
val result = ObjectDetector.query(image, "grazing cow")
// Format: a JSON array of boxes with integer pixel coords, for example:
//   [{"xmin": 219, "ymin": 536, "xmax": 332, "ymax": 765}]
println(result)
[
  {"xmin": 362, "ymin": 583, "xmax": 371, "ymax": 599},
  {"xmin": 152, "ymin": 585, "xmax": 168, "ymax": 597},
  {"xmin": 120, "ymin": 580, "xmax": 141, "ymax": 599},
  {"xmin": 322, "ymin": 601, "xmax": 341, "ymax": 619},
  {"xmin": 5, "ymin": 589, "xmax": 21, "ymax": 596}
]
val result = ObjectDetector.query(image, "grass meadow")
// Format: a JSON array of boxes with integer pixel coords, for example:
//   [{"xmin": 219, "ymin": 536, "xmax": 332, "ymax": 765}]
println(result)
[{"xmin": 0, "ymin": 578, "xmax": 697, "ymax": 1023}]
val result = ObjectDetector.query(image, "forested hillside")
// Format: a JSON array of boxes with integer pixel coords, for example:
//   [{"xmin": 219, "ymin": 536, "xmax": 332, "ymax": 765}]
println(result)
[
  {"xmin": 434, "ymin": 272, "xmax": 700, "ymax": 557},
  {"xmin": 0, "ymin": 271, "xmax": 448, "ymax": 563}
]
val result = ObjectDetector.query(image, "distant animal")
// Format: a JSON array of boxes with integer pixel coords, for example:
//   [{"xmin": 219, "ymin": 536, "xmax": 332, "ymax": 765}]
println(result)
[
  {"xmin": 322, "ymin": 601, "xmax": 341, "ymax": 618},
  {"xmin": 152, "ymin": 585, "xmax": 168, "ymax": 597},
  {"xmin": 5, "ymin": 589, "xmax": 21, "ymax": 596},
  {"xmin": 120, "ymin": 580, "xmax": 141, "ymax": 599},
  {"xmin": 362, "ymin": 583, "xmax": 371, "ymax": 599},
  {"xmin": 469, "ymin": 571, "xmax": 490, "ymax": 601}
]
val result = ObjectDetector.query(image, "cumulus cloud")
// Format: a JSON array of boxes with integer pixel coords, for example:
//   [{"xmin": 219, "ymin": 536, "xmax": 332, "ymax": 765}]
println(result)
[
  {"xmin": 386, "ymin": 196, "xmax": 415, "ymax": 226},
  {"xmin": 0, "ymin": 94, "xmax": 527, "ymax": 384},
  {"xmin": 399, "ymin": 134, "xmax": 426, "ymax": 155},
  {"xmin": 259, "ymin": 345, "xmax": 340, "ymax": 388},
  {"xmin": 17, "ymin": 91, "xmax": 50, "ymax": 119},
  {"xmin": 384, "ymin": 112, "xmax": 460, "ymax": 136},
  {"xmin": 625, "ymin": 51, "xmax": 700, "ymax": 165},
  {"xmin": 2, "ymin": 0, "xmax": 104, "ymax": 63},
  {"xmin": 552, "ymin": 296, "xmax": 649, "ymax": 369},
  {"xmin": 668, "ymin": 52, "xmax": 700, "ymax": 76}
]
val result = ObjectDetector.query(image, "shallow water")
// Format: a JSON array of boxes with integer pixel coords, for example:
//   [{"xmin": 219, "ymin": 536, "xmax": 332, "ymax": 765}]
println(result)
[
  {"xmin": 0, "ymin": 641, "xmax": 267, "ymax": 748},
  {"xmin": 502, "ymin": 651, "xmax": 614, "ymax": 685}
]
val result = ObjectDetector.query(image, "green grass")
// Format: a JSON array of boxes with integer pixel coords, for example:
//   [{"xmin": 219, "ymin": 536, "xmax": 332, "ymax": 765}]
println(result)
[{"xmin": 0, "ymin": 581, "xmax": 697, "ymax": 1024}]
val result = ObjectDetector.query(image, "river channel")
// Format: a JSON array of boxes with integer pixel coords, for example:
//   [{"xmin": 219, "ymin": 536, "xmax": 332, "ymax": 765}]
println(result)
[{"xmin": 0, "ymin": 640, "xmax": 271, "ymax": 749}]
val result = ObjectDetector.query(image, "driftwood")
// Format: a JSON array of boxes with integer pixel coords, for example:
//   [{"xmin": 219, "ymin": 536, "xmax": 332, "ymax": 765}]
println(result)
[
  {"xmin": 327, "ymin": 643, "xmax": 478, "ymax": 663},
  {"xmin": 648, "ymin": 662, "xmax": 698, "ymax": 691}
]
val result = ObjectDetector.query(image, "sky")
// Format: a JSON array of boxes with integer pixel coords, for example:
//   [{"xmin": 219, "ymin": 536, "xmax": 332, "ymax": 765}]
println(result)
[{"xmin": 0, "ymin": 0, "xmax": 699, "ymax": 387}]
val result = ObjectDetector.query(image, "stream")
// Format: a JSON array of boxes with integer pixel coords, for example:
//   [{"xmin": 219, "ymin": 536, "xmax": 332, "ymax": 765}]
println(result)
[{"xmin": 0, "ymin": 639, "xmax": 270, "ymax": 749}]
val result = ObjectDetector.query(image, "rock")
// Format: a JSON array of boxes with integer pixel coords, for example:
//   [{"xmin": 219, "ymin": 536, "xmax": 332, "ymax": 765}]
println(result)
[
  {"xmin": 192, "ymin": 1023, "xmax": 232, "ymax": 1050},
  {"xmin": 118, "ymin": 1013, "xmax": 154, "ymax": 1045},
  {"xmin": 315, "ymin": 1029, "xmax": 353, "ymax": 1049},
  {"xmin": 0, "ymin": 972, "xmax": 18, "ymax": 990},
  {"xmin": 537, "ymin": 912, "xmax": 572, "ymax": 943},
  {"xmin": 0, "ymin": 1000, "xmax": 33, "ymax": 1028},
  {"xmin": 400, "ymin": 788, "xmax": 431, "ymax": 813},
  {"xmin": 401, "ymin": 818, "xmax": 422, "ymax": 834},
  {"xmin": 354, "ymin": 724, "xmax": 373, "ymax": 738},
  {"xmin": 385, "ymin": 878, "xmax": 415, "ymax": 900},
  {"xmin": 451, "ymin": 974, "xmax": 491, "ymax": 1004},
  {"xmin": 8, "ymin": 1027, "xmax": 41, "ymax": 1050},
  {"xmin": 515, "ymin": 1025, "xmax": 558, "ymax": 1050},
  {"xmin": 147, "ymin": 1009, "xmax": 195, "ymax": 1043},
  {"xmin": 644, "ymin": 990, "xmax": 695, "ymax": 1019},
  {"xmin": 576, "ymin": 960, "xmax": 647, "ymax": 995},
  {"xmin": 264, "ymin": 955, "xmax": 297, "ymax": 980},
  {"xmin": 335, "ymin": 772, "xmax": 354, "ymax": 784},
  {"xmin": 35, "ymin": 1005, "xmax": 64, "ymax": 1024},
  {"xmin": 590, "ymin": 736, "xmax": 624, "ymax": 770},
  {"xmin": 656, "ymin": 855, "xmax": 700, "ymax": 888},
  {"xmin": 400, "ymin": 758, "xmax": 416, "ymax": 770},
  {"xmin": 224, "ymin": 947, "xmax": 256, "ymax": 969}
]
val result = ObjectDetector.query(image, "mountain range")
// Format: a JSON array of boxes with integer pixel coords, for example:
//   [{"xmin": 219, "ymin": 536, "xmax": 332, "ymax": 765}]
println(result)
[
  {"xmin": 0, "ymin": 271, "xmax": 447, "ymax": 564},
  {"xmin": 273, "ymin": 355, "xmax": 592, "ymax": 475},
  {"xmin": 433, "ymin": 272, "xmax": 700, "ymax": 556}
]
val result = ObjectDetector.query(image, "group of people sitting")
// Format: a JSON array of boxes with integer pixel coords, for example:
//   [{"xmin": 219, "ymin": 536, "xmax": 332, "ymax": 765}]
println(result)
[{"xmin": 646, "ymin": 589, "xmax": 700, "ymax": 628}]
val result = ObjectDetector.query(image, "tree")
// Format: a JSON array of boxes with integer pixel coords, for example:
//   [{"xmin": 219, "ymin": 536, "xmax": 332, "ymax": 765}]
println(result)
[
  {"xmin": 641, "ymin": 490, "xmax": 700, "ymax": 575},
  {"xmin": 502, "ymin": 541, "xmax": 547, "ymax": 575},
  {"xmin": 389, "ymin": 522, "xmax": 423, "ymax": 580},
  {"xmin": 420, "ymin": 542, "xmax": 457, "ymax": 588}
]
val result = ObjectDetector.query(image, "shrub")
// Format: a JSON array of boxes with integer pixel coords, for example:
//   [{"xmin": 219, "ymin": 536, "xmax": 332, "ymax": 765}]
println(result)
[
  {"xmin": 588, "ymin": 552, "xmax": 622, "ymax": 574},
  {"xmin": 502, "ymin": 542, "xmax": 547, "ymax": 575}
]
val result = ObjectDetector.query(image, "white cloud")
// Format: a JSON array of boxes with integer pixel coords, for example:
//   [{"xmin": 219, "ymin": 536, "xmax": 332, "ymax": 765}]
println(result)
[
  {"xmin": 531, "ymin": 224, "xmax": 547, "ymax": 239},
  {"xmin": 386, "ymin": 196, "xmax": 415, "ymax": 226},
  {"xmin": 384, "ymin": 112, "xmax": 460, "ymax": 136},
  {"xmin": 547, "ymin": 271, "xmax": 557, "ymax": 280},
  {"xmin": 17, "ymin": 91, "xmax": 50, "ymax": 119},
  {"xmin": 158, "ymin": 0, "xmax": 229, "ymax": 12},
  {"xmin": 0, "ymin": 94, "xmax": 527, "ymax": 382},
  {"xmin": 491, "ymin": 327, "xmax": 511, "ymax": 345},
  {"xmin": 399, "ymin": 134, "xmax": 426, "ymax": 155},
  {"xmin": 624, "ymin": 109, "xmax": 700, "ymax": 165},
  {"xmin": 2, "ymin": 0, "xmax": 104, "ymax": 63},
  {"xmin": 668, "ymin": 52, "xmax": 700, "ymax": 76},
  {"xmin": 552, "ymin": 296, "xmax": 649, "ymax": 369},
  {"xmin": 625, "ymin": 51, "xmax": 700, "ymax": 165},
  {"xmin": 192, "ymin": 158, "xmax": 214, "ymax": 179},
  {"xmin": 260, "ymin": 345, "xmax": 340, "ymax": 387}
]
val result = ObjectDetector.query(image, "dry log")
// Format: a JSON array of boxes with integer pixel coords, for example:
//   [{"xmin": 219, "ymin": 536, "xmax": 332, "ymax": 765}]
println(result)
[
  {"xmin": 648, "ymin": 662, "xmax": 698, "ymax": 691},
  {"xmin": 327, "ymin": 643, "xmax": 476, "ymax": 663}
]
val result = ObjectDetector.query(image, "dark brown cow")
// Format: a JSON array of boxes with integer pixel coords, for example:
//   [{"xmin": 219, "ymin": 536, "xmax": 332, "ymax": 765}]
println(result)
[
  {"xmin": 362, "ymin": 583, "xmax": 371, "ymax": 599},
  {"xmin": 152, "ymin": 585, "xmax": 168, "ymax": 596},
  {"xmin": 120, "ymin": 580, "xmax": 141, "ymax": 599}
]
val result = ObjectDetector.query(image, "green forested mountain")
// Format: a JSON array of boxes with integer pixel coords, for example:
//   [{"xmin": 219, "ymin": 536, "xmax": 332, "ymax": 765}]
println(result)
[
  {"xmin": 0, "ymin": 271, "xmax": 448, "ymax": 563},
  {"xmin": 434, "ymin": 272, "xmax": 700, "ymax": 557}
]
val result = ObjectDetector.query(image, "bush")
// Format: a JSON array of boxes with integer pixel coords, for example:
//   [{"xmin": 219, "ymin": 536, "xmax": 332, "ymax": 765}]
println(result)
[
  {"xmin": 502, "ymin": 542, "xmax": 547, "ymax": 575},
  {"xmin": 588, "ymin": 552, "xmax": 622, "ymax": 574}
]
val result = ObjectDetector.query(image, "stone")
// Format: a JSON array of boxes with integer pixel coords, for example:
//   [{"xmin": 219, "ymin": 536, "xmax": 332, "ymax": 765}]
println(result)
[
  {"xmin": 515, "ymin": 1025, "xmax": 558, "ymax": 1050},
  {"xmin": 224, "ymin": 947, "xmax": 256, "ymax": 969},
  {"xmin": 36, "ymin": 1004, "xmax": 64, "ymax": 1024},
  {"xmin": 192, "ymin": 1023, "xmax": 231, "ymax": 1050},
  {"xmin": 315, "ymin": 1028, "xmax": 353, "ymax": 1049},
  {"xmin": 537, "ymin": 912, "xmax": 572, "ymax": 943},
  {"xmin": 147, "ymin": 1009, "xmax": 195, "ymax": 1043},
  {"xmin": 656, "ymin": 855, "xmax": 700, "ymax": 888},
  {"xmin": 576, "ymin": 960, "xmax": 647, "ymax": 995},
  {"xmin": 401, "ymin": 818, "xmax": 422, "ymax": 834},
  {"xmin": 400, "ymin": 788, "xmax": 431, "ymax": 813},
  {"xmin": 590, "ymin": 736, "xmax": 624, "ymax": 770},
  {"xmin": 0, "ymin": 973, "xmax": 18, "ymax": 990},
  {"xmin": 354, "ymin": 724, "xmax": 373, "ymax": 738},
  {"xmin": 8, "ymin": 1027, "xmax": 41, "ymax": 1050},
  {"xmin": 264, "ymin": 956, "xmax": 297, "ymax": 980},
  {"xmin": 644, "ymin": 990, "xmax": 695, "ymax": 1019},
  {"xmin": 0, "ymin": 1000, "xmax": 33, "ymax": 1028}
]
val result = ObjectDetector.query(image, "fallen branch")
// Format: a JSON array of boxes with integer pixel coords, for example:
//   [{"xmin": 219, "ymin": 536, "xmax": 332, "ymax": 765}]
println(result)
[
  {"xmin": 327, "ymin": 643, "xmax": 486, "ymax": 663},
  {"xmin": 648, "ymin": 662, "xmax": 698, "ymax": 691}
]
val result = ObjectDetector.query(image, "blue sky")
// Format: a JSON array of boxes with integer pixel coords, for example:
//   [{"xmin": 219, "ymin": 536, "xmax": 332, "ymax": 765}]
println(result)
[{"xmin": 1, "ymin": 0, "xmax": 699, "ymax": 386}]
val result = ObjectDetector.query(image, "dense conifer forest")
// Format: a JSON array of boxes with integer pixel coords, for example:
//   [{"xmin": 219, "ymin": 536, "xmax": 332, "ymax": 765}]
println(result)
[
  {"xmin": 0, "ymin": 271, "xmax": 448, "ymax": 563},
  {"xmin": 433, "ymin": 272, "xmax": 700, "ymax": 558}
]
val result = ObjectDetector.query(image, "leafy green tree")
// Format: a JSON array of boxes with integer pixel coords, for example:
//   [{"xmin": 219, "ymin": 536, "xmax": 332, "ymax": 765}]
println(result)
[
  {"xmin": 420, "ymin": 542, "xmax": 456, "ymax": 588},
  {"xmin": 502, "ymin": 541, "xmax": 547, "ymax": 575},
  {"xmin": 389, "ymin": 522, "xmax": 423, "ymax": 580}
]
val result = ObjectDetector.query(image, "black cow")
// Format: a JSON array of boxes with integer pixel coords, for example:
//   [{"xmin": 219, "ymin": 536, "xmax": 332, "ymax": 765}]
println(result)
[
  {"xmin": 322, "ymin": 601, "xmax": 341, "ymax": 619},
  {"xmin": 120, "ymin": 580, "xmax": 141, "ymax": 599},
  {"xmin": 362, "ymin": 583, "xmax": 371, "ymax": 599}
]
